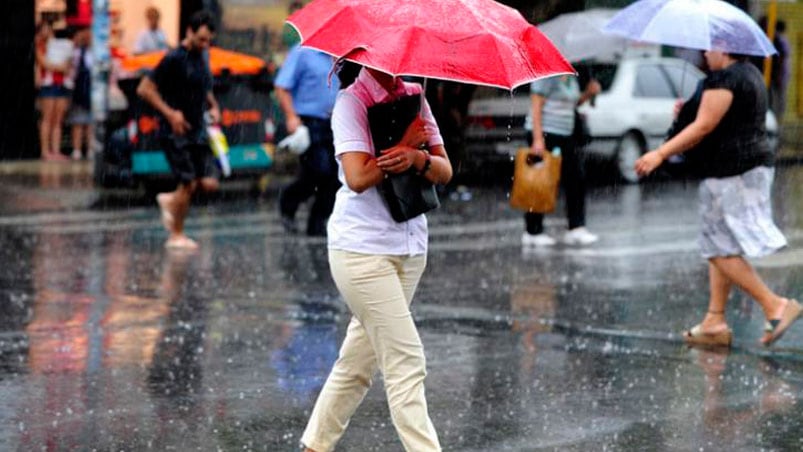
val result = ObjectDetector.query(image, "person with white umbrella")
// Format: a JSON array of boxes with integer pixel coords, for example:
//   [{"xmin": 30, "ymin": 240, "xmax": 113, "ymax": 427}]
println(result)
[{"xmin": 616, "ymin": 0, "xmax": 800, "ymax": 347}]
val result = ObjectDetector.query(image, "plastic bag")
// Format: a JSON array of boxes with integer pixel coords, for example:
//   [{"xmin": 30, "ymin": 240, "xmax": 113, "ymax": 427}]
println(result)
[
  {"xmin": 207, "ymin": 124, "xmax": 231, "ymax": 177},
  {"xmin": 277, "ymin": 124, "xmax": 310, "ymax": 155}
]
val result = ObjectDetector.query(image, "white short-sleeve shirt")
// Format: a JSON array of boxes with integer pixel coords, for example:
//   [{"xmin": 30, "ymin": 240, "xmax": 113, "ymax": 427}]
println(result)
[{"xmin": 327, "ymin": 69, "xmax": 444, "ymax": 256}]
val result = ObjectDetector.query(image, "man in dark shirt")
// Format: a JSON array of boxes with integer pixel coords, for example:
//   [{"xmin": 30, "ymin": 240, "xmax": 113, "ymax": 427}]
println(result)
[{"xmin": 137, "ymin": 10, "xmax": 220, "ymax": 250}]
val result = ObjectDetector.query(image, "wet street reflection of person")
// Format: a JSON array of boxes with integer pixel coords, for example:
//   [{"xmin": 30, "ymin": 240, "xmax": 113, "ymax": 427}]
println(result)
[
  {"xmin": 690, "ymin": 349, "xmax": 799, "ymax": 449},
  {"xmin": 300, "ymin": 67, "xmax": 452, "ymax": 452},
  {"xmin": 147, "ymin": 250, "xmax": 207, "ymax": 418},
  {"xmin": 272, "ymin": 241, "xmax": 339, "ymax": 405}
]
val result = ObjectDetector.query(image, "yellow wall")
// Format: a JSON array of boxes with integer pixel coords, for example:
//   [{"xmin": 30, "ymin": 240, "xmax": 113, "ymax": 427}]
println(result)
[
  {"xmin": 762, "ymin": 1, "xmax": 803, "ymax": 119},
  {"xmin": 116, "ymin": 0, "xmax": 180, "ymax": 54}
]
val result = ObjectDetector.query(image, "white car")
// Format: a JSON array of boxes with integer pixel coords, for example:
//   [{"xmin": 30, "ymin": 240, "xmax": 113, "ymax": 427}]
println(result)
[{"xmin": 464, "ymin": 56, "xmax": 779, "ymax": 182}]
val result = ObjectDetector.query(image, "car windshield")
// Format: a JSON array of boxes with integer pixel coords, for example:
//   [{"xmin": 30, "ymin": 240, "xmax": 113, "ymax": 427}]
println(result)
[{"xmin": 471, "ymin": 63, "xmax": 617, "ymax": 100}]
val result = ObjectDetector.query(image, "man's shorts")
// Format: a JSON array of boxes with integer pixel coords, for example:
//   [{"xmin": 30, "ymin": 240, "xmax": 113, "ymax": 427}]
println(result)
[{"xmin": 162, "ymin": 139, "xmax": 220, "ymax": 185}]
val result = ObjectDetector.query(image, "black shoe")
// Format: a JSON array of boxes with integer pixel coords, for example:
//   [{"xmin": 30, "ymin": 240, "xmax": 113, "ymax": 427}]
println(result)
[{"xmin": 281, "ymin": 216, "xmax": 298, "ymax": 234}]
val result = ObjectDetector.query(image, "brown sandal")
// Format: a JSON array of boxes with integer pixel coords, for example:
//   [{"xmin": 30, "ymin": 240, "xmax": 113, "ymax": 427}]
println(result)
[
  {"xmin": 762, "ymin": 299, "xmax": 802, "ymax": 347},
  {"xmin": 684, "ymin": 324, "xmax": 732, "ymax": 347}
]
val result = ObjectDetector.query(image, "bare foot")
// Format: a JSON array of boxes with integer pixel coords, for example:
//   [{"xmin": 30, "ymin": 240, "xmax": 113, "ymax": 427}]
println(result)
[
  {"xmin": 157, "ymin": 193, "xmax": 176, "ymax": 234},
  {"xmin": 165, "ymin": 235, "xmax": 199, "ymax": 250}
]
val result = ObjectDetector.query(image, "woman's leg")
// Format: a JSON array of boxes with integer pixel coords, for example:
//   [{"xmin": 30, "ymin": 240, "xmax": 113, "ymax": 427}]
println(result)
[
  {"xmin": 84, "ymin": 124, "xmax": 93, "ymax": 159},
  {"xmin": 523, "ymin": 132, "xmax": 546, "ymax": 237},
  {"xmin": 71, "ymin": 123, "xmax": 84, "ymax": 159},
  {"xmin": 302, "ymin": 251, "xmax": 439, "ymax": 452},
  {"xmin": 302, "ymin": 315, "xmax": 379, "ymax": 452},
  {"xmin": 50, "ymin": 97, "xmax": 70, "ymax": 158},
  {"xmin": 694, "ymin": 260, "xmax": 733, "ymax": 333},
  {"xmin": 709, "ymin": 256, "xmax": 785, "ymax": 322},
  {"xmin": 709, "ymin": 256, "xmax": 797, "ymax": 344},
  {"xmin": 39, "ymin": 97, "xmax": 55, "ymax": 158},
  {"xmin": 524, "ymin": 212, "xmax": 545, "ymax": 235},
  {"xmin": 560, "ymin": 137, "xmax": 587, "ymax": 230}
]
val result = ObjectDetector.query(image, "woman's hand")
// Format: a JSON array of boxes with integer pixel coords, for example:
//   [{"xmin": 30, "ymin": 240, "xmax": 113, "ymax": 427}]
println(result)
[
  {"xmin": 634, "ymin": 150, "xmax": 664, "ymax": 178},
  {"xmin": 399, "ymin": 117, "xmax": 430, "ymax": 149},
  {"xmin": 376, "ymin": 146, "xmax": 420, "ymax": 174},
  {"xmin": 530, "ymin": 137, "xmax": 546, "ymax": 157},
  {"xmin": 585, "ymin": 79, "xmax": 601, "ymax": 96},
  {"xmin": 673, "ymin": 99, "xmax": 684, "ymax": 118}
]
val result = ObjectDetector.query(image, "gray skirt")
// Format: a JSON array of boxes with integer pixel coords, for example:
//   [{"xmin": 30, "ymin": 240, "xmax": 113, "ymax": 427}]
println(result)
[{"xmin": 699, "ymin": 166, "xmax": 787, "ymax": 259}]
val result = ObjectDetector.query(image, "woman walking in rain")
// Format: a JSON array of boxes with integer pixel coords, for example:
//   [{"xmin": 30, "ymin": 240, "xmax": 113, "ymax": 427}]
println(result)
[
  {"xmin": 635, "ymin": 48, "xmax": 800, "ymax": 347},
  {"xmin": 299, "ymin": 66, "xmax": 451, "ymax": 452}
]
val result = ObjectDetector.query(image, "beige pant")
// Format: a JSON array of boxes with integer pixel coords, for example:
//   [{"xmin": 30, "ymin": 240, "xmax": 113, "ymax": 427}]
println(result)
[{"xmin": 301, "ymin": 250, "xmax": 441, "ymax": 452}]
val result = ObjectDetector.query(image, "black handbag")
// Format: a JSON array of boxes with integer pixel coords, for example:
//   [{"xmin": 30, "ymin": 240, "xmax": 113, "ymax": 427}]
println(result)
[
  {"xmin": 367, "ymin": 94, "xmax": 440, "ymax": 222},
  {"xmin": 666, "ymin": 80, "xmax": 710, "ymax": 176}
]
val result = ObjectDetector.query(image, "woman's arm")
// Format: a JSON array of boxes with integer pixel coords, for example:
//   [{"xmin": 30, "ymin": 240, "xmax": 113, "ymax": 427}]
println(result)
[
  {"xmin": 530, "ymin": 94, "xmax": 546, "ymax": 155},
  {"xmin": 342, "ymin": 142, "xmax": 452, "ymax": 193},
  {"xmin": 577, "ymin": 79, "xmax": 601, "ymax": 106},
  {"xmin": 634, "ymin": 88, "xmax": 732, "ymax": 177}
]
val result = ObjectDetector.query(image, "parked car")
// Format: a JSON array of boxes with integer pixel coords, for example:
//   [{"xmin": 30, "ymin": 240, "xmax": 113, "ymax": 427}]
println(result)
[{"xmin": 464, "ymin": 56, "xmax": 779, "ymax": 182}]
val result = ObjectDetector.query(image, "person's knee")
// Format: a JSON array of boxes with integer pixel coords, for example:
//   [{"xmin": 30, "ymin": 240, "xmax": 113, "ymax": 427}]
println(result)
[
  {"xmin": 177, "ymin": 181, "xmax": 196, "ymax": 198},
  {"xmin": 384, "ymin": 348, "xmax": 427, "ymax": 388},
  {"xmin": 199, "ymin": 177, "xmax": 219, "ymax": 192}
]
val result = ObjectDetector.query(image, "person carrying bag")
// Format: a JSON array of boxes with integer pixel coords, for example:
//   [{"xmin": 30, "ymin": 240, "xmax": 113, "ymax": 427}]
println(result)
[
  {"xmin": 519, "ymin": 74, "xmax": 600, "ymax": 247},
  {"xmin": 367, "ymin": 93, "xmax": 440, "ymax": 222}
]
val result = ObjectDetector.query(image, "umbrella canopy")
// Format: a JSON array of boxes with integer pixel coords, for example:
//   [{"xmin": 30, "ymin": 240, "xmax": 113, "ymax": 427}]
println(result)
[
  {"xmin": 603, "ymin": 0, "xmax": 776, "ymax": 57},
  {"xmin": 121, "ymin": 47, "xmax": 267, "ymax": 77},
  {"xmin": 287, "ymin": 0, "xmax": 574, "ymax": 90},
  {"xmin": 539, "ymin": 8, "xmax": 630, "ymax": 62}
]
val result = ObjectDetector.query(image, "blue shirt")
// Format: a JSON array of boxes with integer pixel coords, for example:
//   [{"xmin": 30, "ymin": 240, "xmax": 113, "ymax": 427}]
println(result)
[{"xmin": 275, "ymin": 46, "xmax": 340, "ymax": 119}]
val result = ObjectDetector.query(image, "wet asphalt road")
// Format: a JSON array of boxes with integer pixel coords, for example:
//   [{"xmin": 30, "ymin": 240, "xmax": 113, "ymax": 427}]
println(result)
[{"xmin": 1, "ymin": 161, "xmax": 803, "ymax": 451}]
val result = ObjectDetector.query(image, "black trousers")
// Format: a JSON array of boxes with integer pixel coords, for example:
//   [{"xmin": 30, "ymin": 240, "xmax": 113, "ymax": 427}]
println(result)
[
  {"xmin": 524, "ymin": 132, "xmax": 587, "ymax": 235},
  {"xmin": 279, "ymin": 116, "xmax": 341, "ymax": 236}
]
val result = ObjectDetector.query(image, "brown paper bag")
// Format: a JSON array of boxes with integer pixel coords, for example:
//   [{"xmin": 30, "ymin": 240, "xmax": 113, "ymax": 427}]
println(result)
[{"xmin": 509, "ymin": 147, "xmax": 561, "ymax": 213}]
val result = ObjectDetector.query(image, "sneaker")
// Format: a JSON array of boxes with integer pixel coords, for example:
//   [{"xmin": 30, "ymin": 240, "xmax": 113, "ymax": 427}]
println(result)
[
  {"xmin": 521, "ymin": 232, "xmax": 556, "ymax": 247},
  {"xmin": 71, "ymin": 149, "xmax": 82, "ymax": 161},
  {"xmin": 563, "ymin": 227, "xmax": 599, "ymax": 246}
]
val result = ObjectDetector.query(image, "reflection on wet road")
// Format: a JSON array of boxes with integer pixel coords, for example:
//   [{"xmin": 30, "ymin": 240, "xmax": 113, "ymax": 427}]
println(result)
[{"xmin": 1, "ymin": 162, "xmax": 803, "ymax": 450}]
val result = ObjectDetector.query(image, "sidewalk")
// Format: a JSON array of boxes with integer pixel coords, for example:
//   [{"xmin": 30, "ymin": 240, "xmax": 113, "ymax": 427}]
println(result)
[{"xmin": 0, "ymin": 159, "xmax": 292, "ymax": 216}]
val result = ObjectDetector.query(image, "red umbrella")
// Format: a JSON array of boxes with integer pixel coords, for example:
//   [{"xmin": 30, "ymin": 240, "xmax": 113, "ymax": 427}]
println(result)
[{"xmin": 287, "ymin": 0, "xmax": 574, "ymax": 90}]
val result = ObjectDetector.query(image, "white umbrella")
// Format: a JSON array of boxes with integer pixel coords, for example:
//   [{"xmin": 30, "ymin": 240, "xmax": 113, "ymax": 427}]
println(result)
[
  {"xmin": 603, "ymin": 0, "xmax": 776, "ymax": 57},
  {"xmin": 538, "ymin": 8, "xmax": 630, "ymax": 62}
]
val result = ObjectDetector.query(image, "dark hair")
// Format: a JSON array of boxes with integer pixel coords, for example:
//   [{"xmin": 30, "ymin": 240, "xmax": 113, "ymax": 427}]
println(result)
[
  {"xmin": 289, "ymin": 1, "xmax": 304, "ymax": 14},
  {"xmin": 776, "ymin": 20, "xmax": 786, "ymax": 33},
  {"xmin": 189, "ymin": 10, "xmax": 216, "ymax": 33},
  {"xmin": 728, "ymin": 53, "xmax": 751, "ymax": 62}
]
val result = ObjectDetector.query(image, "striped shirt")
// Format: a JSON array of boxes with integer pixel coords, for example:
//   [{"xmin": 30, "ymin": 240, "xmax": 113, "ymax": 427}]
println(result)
[{"xmin": 524, "ymin": 76, "xmax": 579, "ymax": 137}]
